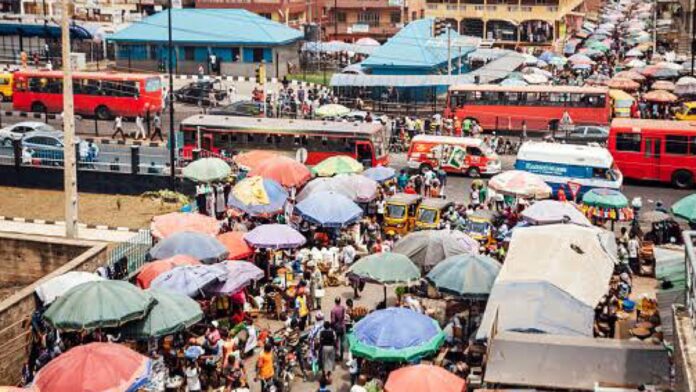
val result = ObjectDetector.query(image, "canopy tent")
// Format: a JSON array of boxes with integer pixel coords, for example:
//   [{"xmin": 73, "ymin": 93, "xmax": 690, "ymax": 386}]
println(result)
[{"xmin": 393, "ymin": 229, "xmax": 479, "ymax": 270}]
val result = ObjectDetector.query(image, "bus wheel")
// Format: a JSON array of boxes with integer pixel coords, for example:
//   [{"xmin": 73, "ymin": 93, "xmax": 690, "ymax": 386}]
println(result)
[
  {"xmin": 95, "ymin": 106, "xmax": 112, "ymax": 121},
  {"xmin": 672, "ymin": 170, "xmax": 694, "ymax": 189},
  {"xmin": 419, "ymin": 163, "xmax": 432, "ymax": 174},
  {"xmin": 31, "ymin": 102, "xmax": 46, "ymax": 113},
  {"xmin": 467, "ymin": 167, "xmax": 480, "ymax": 178}
]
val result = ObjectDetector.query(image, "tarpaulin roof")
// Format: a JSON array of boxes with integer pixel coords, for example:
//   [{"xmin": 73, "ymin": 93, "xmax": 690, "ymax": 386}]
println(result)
[{"xmin": 302, "ymin": 41, "xmax": 377, "ymax": 55}]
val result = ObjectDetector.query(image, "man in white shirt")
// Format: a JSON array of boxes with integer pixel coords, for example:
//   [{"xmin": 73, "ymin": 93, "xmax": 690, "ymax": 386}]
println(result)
[
  {"xmin": 350, "ymin": 375, "xmax": 368, "ymax": 392},
  {"xmin": 627, "ymin": 233, "xmax": 640, "ymax": 274}
]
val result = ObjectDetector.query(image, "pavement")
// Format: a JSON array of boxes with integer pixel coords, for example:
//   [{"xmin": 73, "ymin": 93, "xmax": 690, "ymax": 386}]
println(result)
[{"xmin": 0, "ymin": 216, "xmax": 143, "ymax": 242}]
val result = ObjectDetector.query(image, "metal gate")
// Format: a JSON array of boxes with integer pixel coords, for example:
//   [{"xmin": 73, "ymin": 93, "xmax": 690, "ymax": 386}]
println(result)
[{"xmin": 105, "ymin": 229, "xmax": 152, "ymax": 280}]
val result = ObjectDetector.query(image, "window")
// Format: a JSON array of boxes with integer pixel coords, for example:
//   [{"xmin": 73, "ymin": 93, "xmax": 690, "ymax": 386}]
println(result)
[
  {"xmin": 615, "ymin": 132, "xmax": 641, "ymax": 152},
  {"xmin": 390, "ymin": 11, "xmax": 401, "ymax": 23},
  {"xmin": 149, "ymin": 45, "xmax": 158, "ymax": 60},
  {"xmin": 665, "ymin": 135, "xmax": 689, "ymax": 155},
  {"xmin": 336, "ymin": 11, "xmax": 346, "ymax": 22},
  {"xmin": 182, "ymin": 46, "xmax": 195, "ymax": 61},
  {"xmin": 466, "ymin": 146, "xmax": 482, "ymax": 156},
  {"xmin": 691, "ymin": 136, "xmax": 696, "ymax": 155},
  {"xmin": 252, "ymin": 48, "xmax": 264, "ymax": 63},
  {"xmin": 357, "ymin": 11, "xmax": 380, "ymax": 27},
  {"xmin": 145, "ymin": 77, "xmax": 162, "ymax": 93}
]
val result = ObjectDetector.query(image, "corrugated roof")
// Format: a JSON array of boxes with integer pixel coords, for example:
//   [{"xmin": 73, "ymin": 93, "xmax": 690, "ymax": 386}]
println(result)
[{"xmin": 107, "ymin": 9, "xmax": 303, "ymax": 46}]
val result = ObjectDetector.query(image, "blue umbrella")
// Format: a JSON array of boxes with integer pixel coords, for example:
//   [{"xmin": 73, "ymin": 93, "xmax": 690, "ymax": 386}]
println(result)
[
  {"xmin": 363, "ymin": 166, "xmax": 396, "ymax": 183},
  {"xmin": 295, "ymin": 191, "xmax": 363, "ymax": 228},
  {"xmin": 572, "ymin": 63, "xmax": 592, "ymax": 71},
  {"xmin": 538, "ymin": 51, "xmax": 556, "ymax": 63},
  {"xmin": 426, "ymin": 254, "xmax": 501, "ymax": 297},
  {"xmin": 150, "ymin": 265, "xmax": 226, "ymax": 297},
  {"xmin": 149, "ymin": 232, "xmax": 228, "ymax": 264},
  {"xmin": 227, "ymin": 177, "xmax": 288, "ymax": 216},
  {"xmin": 185, "ymin": 346, "xmax": 205, "ymax": 359}
]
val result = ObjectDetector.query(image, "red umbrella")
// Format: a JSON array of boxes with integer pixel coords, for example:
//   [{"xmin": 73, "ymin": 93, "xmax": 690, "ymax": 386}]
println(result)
[
  {"xmin": 643, "ymin": 90, "xmax": 678, "ymax": 103},
  {"xmin": 151, "ymin": 212, "xmax": 220, "ymax": 240},
  {"xmin": 385, "ymin": 364, "xmax": 466, "ymax": 392},
  {"xmin": 614, "ymin": 70, "xmax": 645, "ymax": 81},
  {"xmin": 136, "ymin": 255, "xmax": 200, "ymax": 288},
  {"xmin": 233, "ymin": 150, "xmax": 280, "ymax": 171},
  {"xmin": 248, "ymin": 155, "xmax": 312, "ymax": 188},
  {"xmin": 217, "ymin": 232, "xmax": 254, "ymax": 260},
  {"xmin": 33, "ymin": 343, "xmax": 150, "ymax": 392},
  {"xmin": 607, "ymin": 77, "xmax": 640, "ymax": 91}
]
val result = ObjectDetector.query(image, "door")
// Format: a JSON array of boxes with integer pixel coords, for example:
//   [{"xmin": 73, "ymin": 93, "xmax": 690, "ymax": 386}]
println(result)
[
  {"xmin": 355, "ymin": 141, "xmax": 374, "ymax": 168},
  {"xmin": 643, "ymin": 137, "xmax": 661, "ymax": 180},
  {"xmin": 202, "ymin": 133, "xmax": 213, "ymax": 152}
]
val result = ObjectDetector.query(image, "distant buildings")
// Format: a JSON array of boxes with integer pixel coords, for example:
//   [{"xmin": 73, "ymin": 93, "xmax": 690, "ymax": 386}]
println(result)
[
  {"xmin": 194, "ymin": 0, "xmax": 312, "ymax": 29},
  {"xmin": 323, "ymin": 0, "xmax": 426, "ymax": 42}
]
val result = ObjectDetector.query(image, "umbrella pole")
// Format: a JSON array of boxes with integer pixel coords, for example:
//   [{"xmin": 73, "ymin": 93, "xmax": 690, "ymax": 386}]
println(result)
[{"xmin": 383, "ymin": 285, "xmax": 387, "ymax": 307}]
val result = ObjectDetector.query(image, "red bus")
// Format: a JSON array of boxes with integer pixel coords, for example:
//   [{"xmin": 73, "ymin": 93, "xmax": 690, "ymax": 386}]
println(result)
[
  {"xmin": 179, "ymin": 115, "xmax": 390, "ymax": 167},
  {"xmin": 608, "ymin": 118, "xmax": 696, "ymax": 188},
  {"xmin": 12, "ymin": 71, "xmax": 163, "ymax": 120},
  {"xmin": 445, "ymin": 84, "xmax": 611, "ymax": 132}
]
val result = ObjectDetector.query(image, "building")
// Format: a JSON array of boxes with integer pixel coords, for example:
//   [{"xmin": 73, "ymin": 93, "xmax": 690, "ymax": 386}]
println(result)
[
  {"xmin": 324, "ymin": 0, "xmax": 426, "ymax": 42},
  {"xmin": 6, "ymin": 0, "xmax": 151, "ymax": 21},
  {"xmin": 107, "ymin": 8, "xmax": 303, "ymax": 77},
  {"xmin": 193, "ymin": 0, "xmax": 314, "ymax": 28}
]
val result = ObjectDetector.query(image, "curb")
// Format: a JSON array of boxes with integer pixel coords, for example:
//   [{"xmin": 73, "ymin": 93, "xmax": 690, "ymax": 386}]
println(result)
[
  {"xmin": 0, "ymin": 111, "xmax": 62, "ymax": 120},
  {"xmin": 0, "ymin": 215, "xmax": 145, "ymax": 233},
  {"xmin": 83, "ymin": 137, "xmax": 165, "ymax": 148},
  {"xmin": 173, "ymin": 74, "xmax": 320, "ymax": 88}
]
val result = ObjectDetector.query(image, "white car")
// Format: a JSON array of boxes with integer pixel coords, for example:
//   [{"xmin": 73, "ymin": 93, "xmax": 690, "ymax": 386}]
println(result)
[{"xmin": 0, "ymin": 122, "xmax": 56, "ymax": 146}]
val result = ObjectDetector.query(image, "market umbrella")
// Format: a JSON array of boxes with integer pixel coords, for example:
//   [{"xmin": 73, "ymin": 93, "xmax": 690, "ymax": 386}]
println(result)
[
  {"xmin": 136, "ymin": 255, "xmax": 201, "ymax": 289},
  {"xmin": 625, "ymin": 48, "xmax": 643, "ymax": 57},
  {"xmin": 393, "ymin": 230, "xmax": 479, "ymax": 271},
  {"xmin": 149, "ymin": 231, "xmax": 229, "ymax": 264},
  {"xmin": 205, "ymin": 260, "xmax": 265, "ymax": 295},
  {"xmin": 585, "ymin": 73, "xmax": 610, "ymax": 86},
  {"xmin": 182, "ymin": 157, "xmax": 231, "ymax": 183},
  {"xmin": 349, "ymin": 252, "xmax": 420, "ymax": 285},
  {"xmin": 582, "ymin": 188, "xmax": 629, "ymax": 209},
  {"xmin": 655, "ymin": 61, "xmax": 683, "ymax": 71},
  {"xmin": 316, "ymin": 104, "xmax": 351, "ymax": 118},
  {"xmin": 33, "ymin": 343, "xmax": 151, "ymax": 392},
  {"xmin": 311, "ymin": 155, "xmax": 363, "ymax": 176},
  {"xmin": 671, "ymin": 194, "xmax": 696, "ymax": 222},
  {"xmin": 296, "ymin": 175, "xmax": 378, "ymax": 203},
  {"xmin": 549, "ymin": 57, "xmax": 568, "ymax": 67},
  {"xmin": 233, "ymin": 150, "xmax": 280, "ymax": 171},
  {"xmin": 500, "ymin": 78, "xmax": 528, "ymax": 87},
  {"xmin": 385, "ymin": 364, "xmax": 466, "ymax": 392},
  {"xmin": 639, "ymin": 210, "xmax": 671, "ymax": 224},
  {"xmin": 488, "ymin": 170, "xmax": 552, "ymax": 199},
  {"xmin": 625, "ymin": 58, "xmax": 646, "ymax": 68},
  {"xmin": 567, "ymin": 53, "xmax": 595, "ymax": 64},
  {"xmin": 607, "ymin": 77, "xmax": 640, "ymax": 91},
  {"xmin": 651, "ymin": 80, "xmax": 676, "ymax": 91},
  {"xmin": 35, "ymin": 271, "xmax": 104, "ymax": 305},
  {"xmin": 588, "ymin": 41, "xmax": 610, "ymax": 52},
  {"xmin": 348, "ymin": 307, "xmax": 445, "ymax": 362},
  {"xmin": 248, "ymin": 155, "xmax": 312, "ymax": 189},
  {"xmin": 355, "ymin": 37, "xmax": 380, "ymax": 47},
  {"xmin": 521, "ymin": 200, "xmax": 592, "ymax": 226},
  {"xmin": 614, "ymin": 70, "xmax": 646, "ymax": 81},
  {"xmin": 425, "ymin": 254, "xmax": 501, "ymax": 297},
  {"xmin": 363, "ymin": 166, "xmax": 396, "ymax": 183},
  {"xmin": 244, "ymin": 224, "xmax": 306, "ymax": 249},
  {"xmin": 151, "ymin": 212, "xmax": 220, "ymax": 239},
  {"xmin": 641, "ymin": 66, "xmax": 679, "ymax": 79},
  {"xmin": 122, "ymin": 288, "xmax": 203, "ymax": 340},
  {"xmin": 538, "ymin": 51, "xmax": 556, "ymax": 63},
  {"xmin": 43, "ymin": 280, "xmax": 155, "ymax": 331},
  {"xmin": 522, "ymin": 73, "xmax": 548, "ymax": 84},
  {"xmin": 217, "ymin": 232, "xmax": 254, "ymax": 260},
  {"xmin": 227, "ymin": 176, "xmax": 288, "ymax": 216},
  {"xmin": 644, "ymin": 90, "xmax": 678, "ymax": 103},
  {"xmin": 295, "ymin": 190, "xmax": 363, "ymax": 228},
  {"xmin": 572, "ymin": 63, "xmax": 592, "ymax": 71},
  {"xmin": 677, "ymin": 76, "xmax": 696, "ymax": 86},
  {"xmin": 150, "ymin": 265, "xmax": 227, "ymax": 297}
]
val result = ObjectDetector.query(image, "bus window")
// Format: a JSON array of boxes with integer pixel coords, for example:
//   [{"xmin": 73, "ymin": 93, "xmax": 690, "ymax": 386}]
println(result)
[
  {"xmin": 665, "ymin": 135, "xmax": 689, "ymax": 155},
  {"xmin": 466, "ymin": 146, "xmax": 482, "ymax": 156},
  {"xmin": 616, "ymin": 133, "xmax": 642, "ymax": 152},
  {"xmin": 645, "ymin": 138, "xmax": 661, "ymax": 158},
  {"xmin": 691, "ymin": 136, "xmax": 696, "ymax": 155}
]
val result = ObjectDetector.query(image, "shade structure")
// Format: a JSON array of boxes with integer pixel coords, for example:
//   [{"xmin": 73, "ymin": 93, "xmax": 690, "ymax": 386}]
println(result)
[
  {"xmin": 500, "ymin": 78, "xmax": 528, "ymax": 87},
  {"xmin": 151, "ymin": 212, "xmax": 220, "ymax": 239},
  {"xmin": 625, "ymin": 58, "xmax": 646, "ymax": 68},
  {"xmin": 35, "ymin": 271, "xmax": 104, "ymax": 305},
  {"xmin": 393, "ymin": 230, "xmax": 479, "ymax": 270},
  {"xmin": 295, "ymin": 190, "xmax": 363, "ymax": 228},
  {"xmin": 363, "ymin": 166, "xmax": 396, "ymax": 183},
  {"xmin": 149, "ymin": 231, "xmax": 229, "ymax": 264},
  {"xmin": 233, "ymin": 150, "xmax": 280, "ymax": 171},
  {"xmin": 651, "ymin": 80, "xmax": 676, "ymax": 91},
  {"xmin": 607, "ymin": 77, "xmax": 640, "ymax": 90},
  {"xmin": 43, "ymin": 280, "xmax": 155, "ymax": 331},
  {"xmin": 639, "ymin": 210, "xmax": 671, "ymax": 224},
  {"xmin": 549, "ymin": 56, "xmax": 568, "ymax": 67},
  {"xmin": 675, "ymin": 83, "xmax": 696, "ymax": 96},
  {"xmin": 585, "ymin": 73, "xmax": 610, "ymax": 85},
  {"xmin": 136, "ymin": 255, "xmax": 200, "ymax": 289},
  {"xmin": 671, "ymin": 194, "xmax": 696, "ymax": 222},
  {"xmin": 33, "ymin": 343, "xmax": 150, "ymax": 392},
  {"xmin": 348, "ymin": 252, "xmax": 420, "ymax": 284},
  {"xmin": 217, "ymin": 232, "xmax": 254, "ymax": 259},
  {"xmin": 182, "ymin": 157, "xmax": 231, "ymax": 183},
  {"xmin": 614, "ymin": 70, "xmax": 646, "ymax": 81},
  {"xmin": 312, "ymin": 155, "xmax": 364, "ymax": 177},
  {"xmin": 426, "ymin": 254, "xmax": 501, "ymax": 297},
  {"xmin": 315, "ymin": 103, "xmax": 351, "ymax": 118},
  {"xmin": 150, "ymin": 265, "xmax": 226, "ymax": 297},
  {"xmin": 643, "ymin": 90, "xmax": 678, "ymax": 103},
  {"xmin": 122, "ymin": 288, "xmax": 203, "ymax": 340},
  {"xmin": 385, "ymin": 365, "xmax": 466, "ymax": 392},
  {"xmin": 488, "ymin": 170, "xmax": 552, "ymax": 199},
  {"xmin": 205, "ymin": 260, "xmax": 265, "ymax": 295},
  {"xmin": 297, "ymin": 175, "xmax": 378, "ymax": 203},
  {"xmin": 677, "ymin": 76, "xmax": 696, "ymax": 86},
  {"xmin": 355, "ymin": 37, "xmax": 380, "ymax": 47},
  {"xmin": 625, "ymin": 48, "xmax": 643, "ymax": 57},
  {"xmin": 655, "ymin": 61, "xmax": 683, "ymax": 71},
  {"xmin": 248, "ymin": 155, "xmax": 312, "ymax": 188},
  {"xmin": 522, "ymin": 73, "xmax": 547, "ymax": 84},
  {"xmin": 641, "ymin": 66, "xmax": 679, "ymax": 79},
  {"xmin": 348, "ymin": 307, "xmax": 445, "ymax": 362},
  {"xmin": 567, "ymin": 53, "xmax": 594, "ymax": 64},
  {"xmin": 521, "ymin": 200, "xmax": 591, "ymax": 226},
  {"xmin": 244, "ymin": 223, "xmax": 306, "ymax": 249},
  {"xmin": 582, "ymin": 188, "xmax": 628, "ymax": 209},
  {"xmin": 228, "ymin": 176, "xmax": 289, "ymax": 216}
]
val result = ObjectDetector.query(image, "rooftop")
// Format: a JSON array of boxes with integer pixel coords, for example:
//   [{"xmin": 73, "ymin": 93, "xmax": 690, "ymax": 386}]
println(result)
[{"xmin": 180, "ymin": 115, "xmax": 385, "ymax": 136}]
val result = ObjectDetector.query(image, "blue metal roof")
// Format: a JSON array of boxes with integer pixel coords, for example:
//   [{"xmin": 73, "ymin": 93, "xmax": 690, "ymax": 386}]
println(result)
[
  {"xmin": 108, "ymin": 9, "xmax": 303, "ymax": 46},
  {"xmin": 0, "ymin": 21, "xmax": 92, "ymax": 39}
]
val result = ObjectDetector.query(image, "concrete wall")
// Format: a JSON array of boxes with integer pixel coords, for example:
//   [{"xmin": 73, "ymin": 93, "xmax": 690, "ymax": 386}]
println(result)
[{"xmin": 0, "ymin": 233, "xmax": 108, "ymax": 385}]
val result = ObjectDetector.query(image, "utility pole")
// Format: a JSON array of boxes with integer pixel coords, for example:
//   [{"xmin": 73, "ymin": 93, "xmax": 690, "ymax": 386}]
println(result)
[
  {"xmin": 692, "ymin": 0, "xmax": 696, "ymax": 76},
  {"xmin": 61, "ymin": 0, "xmax": 78, "ymax": 238},
  {"xmin": 168, "ymin": 0, "xmax": 176, "ymax": 183},
  {"xmin": 653, "ymin": 0, "xmax": 657, "ymax": 54},
  {"xmin": 447, "ymin": 24, "xmax": 452, "ymax": 76},
  {"xmin": 334, "ymin": 0, "xmax": 338, "ymax": 39}
]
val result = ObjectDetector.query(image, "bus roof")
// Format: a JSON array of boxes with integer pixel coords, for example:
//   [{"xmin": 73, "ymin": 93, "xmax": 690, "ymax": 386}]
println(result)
[
  {"xmin": 611, "ymin": 118, "xmax": 696, "ymax": 133},
  {"xmin": 517, "ymin": 141, "xmax": 614, "ymax": 168},
  {"xmin": 13, "ymin": 70, "xmax": 158, "ymax": 80},
  {"xmin": 411, "ymin": 134, "xmax": 484, "ymax": 146},
  {"xmin": 180, "ymin": 115, "xmax": 385, "ymax": 136},
  {"xmin": 448, "ymin": 84, "xmax": 609, "ymax": 94}
]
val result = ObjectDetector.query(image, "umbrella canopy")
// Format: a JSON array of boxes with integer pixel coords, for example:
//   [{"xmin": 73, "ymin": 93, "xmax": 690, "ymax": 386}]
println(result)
[
  {"xmin": 348, "ymin": 252, "xmax": 420, "ymax": 284},
  {"xmin": 521, "ymin": 200, "xmax": 592, "ymax": 226},
  {"xmin": 538, "ymin": 51, "xmax": 556, "ymax": 62},
  {"xmin": 136, "ymin": 255, "xmax": 201, "ymax": 289},
  {"xmin": 655, "ymin": 61, "xmax": 683, "ymax": 71},
  {"xmin": 227, "ymin": 176, "xmax": 288, "ymax": 216},
  {"xmin": 205, "ymin": 260, "xmax": 265, "ymax": 295},
  {"xmin": 348, "ymin": 307, "xmax": 445, "ymax": 362},
  {"xmin": 35, "ymin": 271, "xmax": 104, "ymax": 305},
  {"xmin": 295, "ymin": 190, "xmax": 363, "ymax": 228},
  {"xmin": 568, "ymin": 53, "xmax": 595, "ymax": 64},
  {"xmin": 651, "ymin": 80, "xmax": 676, "ymax": 91},
  {"xmin": 316, "ymin": 104, "xmax": 351, "ymax": 118},
  {"xmin": 582, "ymin": 188, "xmax": 629, "ymax": 209},
  {"xmin": 150, "ymin": 265, "xmax": 226, "ymax": 297},
  {"xmin": 297, "ymin": 175, "xmax": 379, "ymax": 203},
  {"xmin": 33, "ymin": 343, "xmax": 150, "ymax": 392},
  {"xmin": 151, "ymin": 212, "xmax": 220, "ymax": 240},
  {"xmin": 644, "ymin": 90, "xmax": 678, "ymax": 103},
  {"xmin": 488, "ymin": 170, "xmax": 552, "ymax": 199},
  {"xmin": 585, "ymin": 73, "xmax": 610, "ymax": 86},
  {"xmin": 549, "ymin": 57, "xmax": 568, "ymax": 67},
  {"xmin": 500, "ymin": 78, "xmax": 528, "ymax": 87},
  {"xmin": 639, "ymin": 210, "xmax": 671, "ymax": 224},
  {"xmin": 149, "ymin": 231, "xmax": 229, "ymax": 264},
  {"xmin": 385, "ymin": 365, "xmax": 466, "ymax": 392},
  {"xmin": 672, "ymin": 194, "xmax": 696, "ymax": 222},
  {"xmin": 244, "ymin": 224, "xmax": 306, "ymax": 249},
  {"xmin": 625, "ymin": 48, "xmax": 643, "ymax": 57},
  {"xmin": 312, "ymin": 155, "xmax": 363, "ymax": 176},
  {"xmin": 217, "ymin": 232, "xmax": 254, "ymax": 259},
  {"xmin": 355, "ymin": 37, "xmax": 380, "ymax": 47},
  {"xmin": 393, "ymin": 230, "xmax": 479, "ymax": 270},
  {"xmin": 522, "ymin": 73, "xmax": 548, "ymax": 84},
  {"xmin": 182, "ymin": 157, "xmax": 231, "ymax": 183},
  {"xmin": 625, "ymin": 58, "xmax": 646, "ymax": 68},
  {"xmin": 614, "ymin": 70, "xmax": 646, "ymax": 81},
  {"xmin": 122, "ymin": 288, "xmax": 203, "ymax": 340},
  {"xmin": 248, "ymin": 155, "xmax": 312, "ymax": 189},
  {"xmin": 43, "ymin": 280, "xmax": 155, "ymax": 331},
  {"xmin": 607, "ymin": 77, "xmax": 640, "ymax": 90},
  {"xmin": 642, "ymin": 66, "xmax": 680, "ymax": 79},
  {"xmin": 675, "ymin": 83, "xmax": 696, "ymax": 96},
  {"xmin": 363, "ymin": 166, "xmax": 396, "ymax": 183},
  {"xmin": 587, "ymin": 41, "xmax": 610, "ymax": 52},
  {"xmin": 233, "ymin": 150, "xmax": 280, "ymax": 171},
  {"xmin": 425, "ymin": 254, "xmax": 501, "ymax": 297},
  {"xmin": 677, "ymin": 76, "xmax": 696, "ymax": 86}
]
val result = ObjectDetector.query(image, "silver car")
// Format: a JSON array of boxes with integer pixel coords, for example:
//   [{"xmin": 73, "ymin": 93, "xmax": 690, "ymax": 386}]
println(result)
[
  {"xmin": 0, "ymin": 121, "xmax": 55, "ymax": 146},
  {"xmin": 21, "ymin": 130, "xmax": 96, "ymax": 161}
]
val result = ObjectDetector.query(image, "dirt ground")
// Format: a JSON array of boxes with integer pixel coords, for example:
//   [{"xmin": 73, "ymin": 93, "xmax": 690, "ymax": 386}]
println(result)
[{"xmin": 0, "ymin": 187, "xmax": 183, "ymax": 229}]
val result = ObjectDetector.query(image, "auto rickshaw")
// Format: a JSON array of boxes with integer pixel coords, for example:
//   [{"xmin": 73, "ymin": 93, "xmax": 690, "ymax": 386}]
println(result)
[
  {"xmin": 384, "ymin": 193, "xmax": 422, "ymax": 236},
  {"xmin": 465, "ymin": 210, "xmax": 500, "ymax": 247},
  {"xmin": 415, "ymin": 198, "xmax": 454, "ymax": 230}
]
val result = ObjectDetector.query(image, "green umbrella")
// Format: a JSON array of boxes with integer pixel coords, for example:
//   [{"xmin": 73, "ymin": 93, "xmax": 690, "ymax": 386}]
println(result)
[
  {"xmin": 182, "ymin": 157, "xmax": 231, "ymax": 183},
  {"xmin": 425, "ymin": 254, "xmax": 501, "ymax": 298},
  {"xmin": 588, "ymin": 41, "xmax": 610, "ymax": 52},
  {"xmin": 672, "ymin": 194, "xmax": 696, "ymax": 222},
  {"xmin": 44, "ymin": 280, "xmax": 155, "ymax": 331},
  {"xmin": 349, "ymin": 252, "xmax": 420, "ymax": 284},
  {"xmin": 582, "ymin": 188, "xmax": 629, "ymax": 209},
  {"xmin": 122, "ymin": 288, "xmax": 203, "ymax": 340},
  {"xmin": 315, "ymin": 104, "xmax": 350, "ymax": 118},
  {"xmin": 311, "ymin": 156, "xmax": 363, "ymax": 177}
]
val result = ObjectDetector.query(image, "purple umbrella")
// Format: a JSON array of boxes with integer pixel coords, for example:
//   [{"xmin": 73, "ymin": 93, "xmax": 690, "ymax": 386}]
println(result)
[
  {"xmin": 206, "ymin": 261, "xmax": 265, "ymax": 295},
  {"xmin": 244, "ymin": 224, "xmax": 306, "ymax": 249},
  {"xmin": 150, "ymin": 265, "xmax": 226, "ymax": 298}
]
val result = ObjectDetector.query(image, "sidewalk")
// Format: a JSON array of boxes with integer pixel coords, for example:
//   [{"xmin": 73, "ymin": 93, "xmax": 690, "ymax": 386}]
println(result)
[{"xmin": 0, "ymin": 217, "xmax": 144, "ymax": 243}]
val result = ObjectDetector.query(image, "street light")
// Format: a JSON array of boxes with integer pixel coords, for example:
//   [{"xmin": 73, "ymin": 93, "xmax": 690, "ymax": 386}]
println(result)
[{"xmin": 167, "ymin": 0, "xmax": 176, "ymax": 184}]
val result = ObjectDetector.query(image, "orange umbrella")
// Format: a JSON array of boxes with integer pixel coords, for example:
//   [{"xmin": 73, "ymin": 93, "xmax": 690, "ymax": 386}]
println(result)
[
  {"xmin": 651, "ymin": 80, "xmax": 676, "ymax": 91},
  {"xmin": 644, "ymin": 89, "xmax": 678, "ymax": 103},
  {"xmin": 151, "ymin": 212, "xmax": 220, "ymax": 240},
  {"xmin": 136, "ymin": 255, "xmax": 200, "ymax": 288},
  {"xmin": 217, "ymin": 232, "xmax": 254, "ymax": 260},
  {"xmin": 385, "ymin": 365, "xmax": 466, "ymax": 392},
  {"xmin": 248, "ymin": 156, "xmax": 312, "ymax": 188},
  {"xmin": 614, "ymin": 70, "xmax": 645, "ymax": 81},
  {"xmin": 233, "ymin": 150, "xmax": 280, "ymax": 171},
  {"xmin": 607, "ymin": 77, "xmax": 640, "ymax": 91}
]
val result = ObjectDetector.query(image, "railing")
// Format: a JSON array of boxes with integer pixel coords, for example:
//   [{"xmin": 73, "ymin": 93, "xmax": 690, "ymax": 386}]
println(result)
[
  {"xmin": 106, "ymin": 229, "xmax": 153, "ymax": 280},
  {"xmin": 685, "ymin": 231, "xmax": 696, "ymax": 330}
]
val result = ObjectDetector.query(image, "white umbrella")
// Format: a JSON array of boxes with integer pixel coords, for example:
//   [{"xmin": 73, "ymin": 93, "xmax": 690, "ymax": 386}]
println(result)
[
  {"xmin": 655, "ymin": 61, "xmax": 683, "ymax": 71},
  {"xmin": 625, "ymin": 58, "xmax": 646, "ymax": 68},
  {"xmin": 625, "ymin": 48, "xmax": 643, "ymax": 57},
  {"xmin": 35, "ymin": 272, "xmax": 104, "ymax": 305},
  {"xmin": 677, "ymin": 76, "xmax": 696, "ymax": 86},
  {"xmin": 523, "ymin": 74, "xmax": 548, "ymax": 84}
]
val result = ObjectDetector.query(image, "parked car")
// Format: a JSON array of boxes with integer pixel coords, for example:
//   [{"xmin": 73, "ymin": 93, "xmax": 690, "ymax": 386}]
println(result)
[
  {"xmin": 557, "ymin": 125, "xmax": 609, "ymax": 144},
  {"xmin": 0, "ymin": 121, "xmax": 55, "ymax": 146},
  {"xmin": 209, "ymin": 100, "xmax": 263, "ymax": 116},
  {"xmin": 174, "ymin": 80, "xmax": 227, "ymax": 106},
  {"xmin": 21, "ymin": 130, "xmax": 96, "ymax": 162}
]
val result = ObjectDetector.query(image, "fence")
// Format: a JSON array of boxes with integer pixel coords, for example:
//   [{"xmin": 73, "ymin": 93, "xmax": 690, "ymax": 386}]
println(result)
[{"xmin": 105, "ymin": 229, "xmax": 153, "ymax": 280}]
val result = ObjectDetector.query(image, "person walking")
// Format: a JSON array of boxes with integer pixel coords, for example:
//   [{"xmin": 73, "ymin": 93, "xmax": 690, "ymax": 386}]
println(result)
[
  {"xmin": 255, "ymin": 342, "xmax": 274, "ymax": 392},
  {"xmin": 319, "ymin": 321, "xmax": 337, "ymax": 378},
  {"xmin": 330, "ymin": 297, "xmax": 346, "ymax": 361},
  {"xmin": 112, "ymin": 115, "xmax": 126, "ymax": 141},
  {"xmin": 134, "ymin": 115, "xmax": 146, "ymax": 140},
  {"xmin": 151, "ymin": 112, "xmax": 163, "ymax": 141}
]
